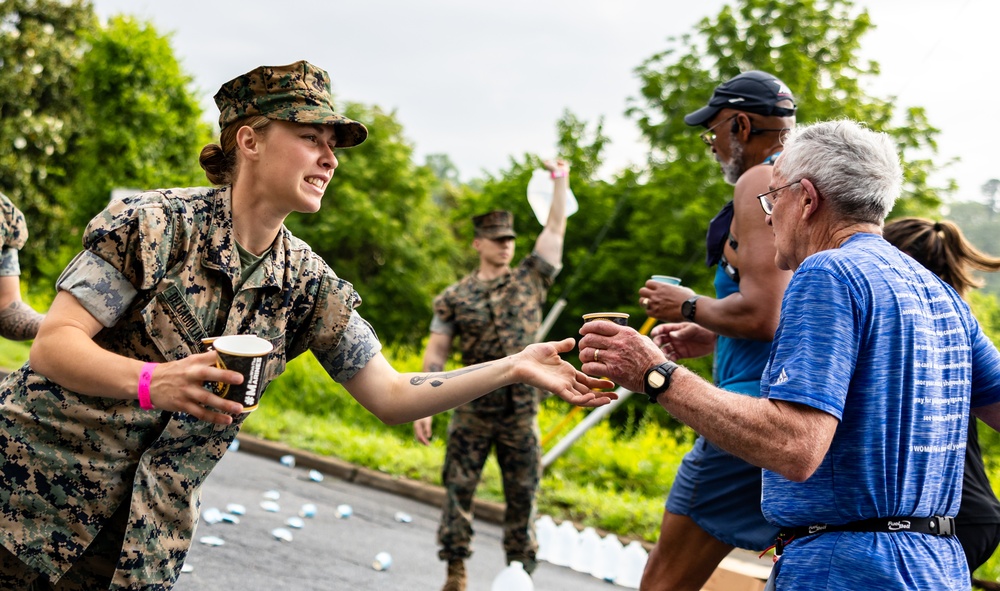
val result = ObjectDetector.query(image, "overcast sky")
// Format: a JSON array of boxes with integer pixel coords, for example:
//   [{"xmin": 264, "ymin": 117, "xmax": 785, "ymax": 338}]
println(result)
[{"xmin": 92, "ymin": 0, "xmax": 999, "ymax": 202}]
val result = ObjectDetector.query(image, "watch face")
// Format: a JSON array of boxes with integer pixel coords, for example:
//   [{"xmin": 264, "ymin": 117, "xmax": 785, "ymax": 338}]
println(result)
[
  {"xmin": 648, "ymin": 371, "xmax": 666, "ymax": 389},
  {"xmin": 682, "ymin": 297, "xmax": 697, "ymax": 320}
]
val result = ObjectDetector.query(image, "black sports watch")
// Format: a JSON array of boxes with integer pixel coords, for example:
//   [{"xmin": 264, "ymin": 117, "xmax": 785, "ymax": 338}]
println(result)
[
  {"xmin": 681, "ymin": 295, "xmax": 701, "ymax": 322},
  {"xmin": 643, "ymin": 360, "xmax": 679, "ymax": 404}
]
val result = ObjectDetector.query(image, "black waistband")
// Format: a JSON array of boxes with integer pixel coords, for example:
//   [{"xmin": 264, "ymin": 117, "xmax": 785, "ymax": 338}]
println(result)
[
  {"xmin": 774, "ymin": 516, "xmax": 954, "ymax": 557},
  {"xmin": 781, "ymin": 516, "xmax": 955, "ymax": 540}
]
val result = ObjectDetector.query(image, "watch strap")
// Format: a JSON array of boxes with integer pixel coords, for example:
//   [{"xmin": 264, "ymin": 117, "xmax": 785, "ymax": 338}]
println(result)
[
  {"xmin": 682, "ymin": 295, "xmax": 702, "ymax": 322},
  {"xmin": 643, "ymin": 360, "xmax": 679, "ymax": 404}
]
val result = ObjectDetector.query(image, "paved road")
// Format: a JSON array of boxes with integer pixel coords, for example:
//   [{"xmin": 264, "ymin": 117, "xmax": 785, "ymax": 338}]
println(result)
[{"xmin": 173, "ymin": 443, "xmax": 627, "ymax": 591}]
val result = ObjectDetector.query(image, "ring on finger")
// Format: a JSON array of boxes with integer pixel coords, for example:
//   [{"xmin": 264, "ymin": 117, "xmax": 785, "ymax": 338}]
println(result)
[
  {"xmin": 640, "ymin": 297, "xmax": 650, "ymax": 308},
  {"xmin": 594, "ymin": 349, "xmax": 600, "ymax": 363}
]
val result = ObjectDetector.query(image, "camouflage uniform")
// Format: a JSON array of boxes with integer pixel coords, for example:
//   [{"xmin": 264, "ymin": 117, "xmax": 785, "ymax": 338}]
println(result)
[
  {"xmin": 431, "ymin": 252, "xmax": 558, "ymax": 572},
  {"xmin": 0, "ymin": 186, "xmax": 381, "ymax": 590},
  {"xmin": 0, "ymin": 192, "xmax": 29, "ymax": 277}
]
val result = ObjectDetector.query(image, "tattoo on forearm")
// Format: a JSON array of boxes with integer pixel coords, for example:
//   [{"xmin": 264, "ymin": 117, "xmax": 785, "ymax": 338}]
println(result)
[
  {"xmin": 410, "ymin": 363, "xmax": 490, "ymax": 387},
  {"xmin": 0, "ymin": 301, "xmax": 43, "ymax": 341}
]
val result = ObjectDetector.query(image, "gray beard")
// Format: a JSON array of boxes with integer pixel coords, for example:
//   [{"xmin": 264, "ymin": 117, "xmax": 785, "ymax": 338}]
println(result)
[{"xmin": 720, "ymin": 135, "xmax": 746, "ymax": 185}]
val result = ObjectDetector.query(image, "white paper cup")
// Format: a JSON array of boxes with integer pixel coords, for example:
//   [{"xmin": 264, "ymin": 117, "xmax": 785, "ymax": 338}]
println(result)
[
  {"xmin": 203, "ymin": 335, "xmax": 273, "ymax": 412},
  {"xmin": 651, "ymin": 275, "xmax": 682, "ymax": 285},
  {"xmin": 582, "ymin": 312, "xmax": 630, "ymax": 326}
]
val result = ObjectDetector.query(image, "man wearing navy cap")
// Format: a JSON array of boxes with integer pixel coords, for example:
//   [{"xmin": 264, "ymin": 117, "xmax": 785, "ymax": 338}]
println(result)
[{"xmin": 635, "ymin": 70, "xmax": 796, "ymax": 590}]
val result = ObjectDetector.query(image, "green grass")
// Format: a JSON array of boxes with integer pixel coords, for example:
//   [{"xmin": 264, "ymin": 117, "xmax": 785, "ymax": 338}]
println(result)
[{"xmin": 0, "ymin": 339, "xmax": 30, "ymax": 372}]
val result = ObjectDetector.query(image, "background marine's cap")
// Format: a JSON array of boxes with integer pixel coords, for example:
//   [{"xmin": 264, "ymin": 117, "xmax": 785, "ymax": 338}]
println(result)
[
  {"xmin": 473, "ymin": 210, "xmax": 516, "ymax": 239},
  {"xmin": 214, "ymin": 60, "xmax": 368, "ymax": 148},
  {"xmin": 684, "ymin": 70, "xmax": 796, "ymax": 127}
]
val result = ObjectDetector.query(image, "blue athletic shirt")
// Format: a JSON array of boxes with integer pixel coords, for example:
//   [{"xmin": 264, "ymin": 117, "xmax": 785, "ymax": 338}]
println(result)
[
  {"xmin": 760, "ymin": 233, "xmax": 1000, "ymax": 590},
  {"xmin": 713, "ymin": 265, "xmax": 772, "ymax": 395}
]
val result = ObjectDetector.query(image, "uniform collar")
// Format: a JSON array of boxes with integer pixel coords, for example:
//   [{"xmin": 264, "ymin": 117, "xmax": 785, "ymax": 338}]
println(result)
[{"xmin": 202, "ymin": 186, "xmax": 283, "ymax": 290}]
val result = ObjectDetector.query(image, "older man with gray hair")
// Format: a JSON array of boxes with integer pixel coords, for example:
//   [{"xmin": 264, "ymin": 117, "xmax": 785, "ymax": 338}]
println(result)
[{"xmin": 580, "ymin": 120, "xmax": 1000, "ymax": 589}]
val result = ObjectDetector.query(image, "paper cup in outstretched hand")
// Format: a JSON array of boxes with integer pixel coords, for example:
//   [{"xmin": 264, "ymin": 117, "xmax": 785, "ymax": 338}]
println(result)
[{"xmin": 582, "ymin": 312, "xmax": 630, "ymax": 326}]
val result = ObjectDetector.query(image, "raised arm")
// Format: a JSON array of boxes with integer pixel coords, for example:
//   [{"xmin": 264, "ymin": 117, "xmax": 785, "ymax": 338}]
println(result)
[
  {"xmin": 348, "ymin": 337, "xmax": 614, "ymax": 426},
  {"xmin": 533, "ymin": 159, "xmax": 570, "ymax": 266}
]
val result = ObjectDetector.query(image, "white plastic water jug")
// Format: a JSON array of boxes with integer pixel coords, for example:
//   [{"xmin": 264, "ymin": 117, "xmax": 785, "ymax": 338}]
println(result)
[
  {"xmin": 592, "ymin": 533, "xmax": 623, "ymax": 582},
  {"xmin": 547, "ymin": 520, "xmax": 579, "ymax": 567},
  {"xmin": 615, "ymin": 540, "xmax": 648, "ymax": 588},
  {"xmin": 490, "ymin": 560, "xmax": 534, "ymax": 591},
  {"xmin": 535, "ymin": 515, "xmax": 556, "ymax": 562},
  {"xmin": 526, "ymin": 169, "xmax": 579, "ymax": 225},
  {"xmin": 571, "ymin": 526, "xmax": 601, "ymax": 574}
]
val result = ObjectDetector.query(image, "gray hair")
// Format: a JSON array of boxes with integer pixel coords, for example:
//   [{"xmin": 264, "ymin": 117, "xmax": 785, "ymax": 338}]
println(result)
[{"xmin": 775, "ymin": 120, "xmax": 902, "ymax": 224}]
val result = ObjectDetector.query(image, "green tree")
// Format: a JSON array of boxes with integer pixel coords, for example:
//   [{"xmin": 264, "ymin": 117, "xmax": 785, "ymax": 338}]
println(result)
[
  {"xmin": 64, "ymin": 15, "xmax": 212, "ymax": 242},
  {"xmin": 621, "ymin": 0, "xmax": 953, "ymax": 314},
  {"xmin": 939, "ymin": 200, "xmax": 1000, "ymax": 298},
  {"xmin": 0, "ymin": 0, "xmax": 97, "ymax": 285},
  {"xmin": 284, "ymin": 103, "xmax": 464, "ymax": 349}
]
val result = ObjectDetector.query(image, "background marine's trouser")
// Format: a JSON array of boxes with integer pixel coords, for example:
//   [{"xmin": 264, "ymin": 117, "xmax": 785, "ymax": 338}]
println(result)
[{"xmin": 437, "ymin": 410, "xmax": 540, "ymax": 572}]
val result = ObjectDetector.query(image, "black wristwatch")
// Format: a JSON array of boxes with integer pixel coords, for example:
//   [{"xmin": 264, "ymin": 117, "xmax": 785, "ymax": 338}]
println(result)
[
  {"xmin": 681, "ymin": 295, "xmax": 701, "ymax": 322},
  {"xmin": 643, "ymin": 360, "xmax": 679, "ymax": 404}
]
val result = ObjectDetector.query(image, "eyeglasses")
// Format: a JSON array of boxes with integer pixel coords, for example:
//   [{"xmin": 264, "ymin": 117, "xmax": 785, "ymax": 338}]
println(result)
[
  {"xmin": 700, "ymin": 115, "xmax": 738, "ymax": 146},
  {"xmin": 757, "ymin": 181, "xmax": 801, "ymax": 215},
  {"xmin": 701, "ymin": 115, "xmax": 792, "ymax": 147}
]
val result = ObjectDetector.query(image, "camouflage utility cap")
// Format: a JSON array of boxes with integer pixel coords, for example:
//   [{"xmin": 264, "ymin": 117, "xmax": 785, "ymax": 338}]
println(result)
[
  {"xmin": 214, "ymin": 60, "xmax": 368, "ymax": 148},
  {"xmin": 473, "ymin": 210, "xmax": 516, "ymax": 239}
]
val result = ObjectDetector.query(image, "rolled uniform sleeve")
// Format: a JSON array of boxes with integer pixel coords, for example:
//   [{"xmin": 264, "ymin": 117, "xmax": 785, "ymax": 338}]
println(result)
[
  {"xmin": 431, "ymin": 290, "xmax": 456, "ymax": 337},
  {"xmin": 306, "ymin": 273, "xmax": 382, "ymax": 383},
  {"xmin": 56, "ymin": 192, "xmax": 176, "ymax": 327},
  {"xmin": 0, "ymin": 247, "xmax": 20, "ymax": 277},
  {"xmin": 0, "ymin": 193, "xmax": 28, "ymax": 277}
]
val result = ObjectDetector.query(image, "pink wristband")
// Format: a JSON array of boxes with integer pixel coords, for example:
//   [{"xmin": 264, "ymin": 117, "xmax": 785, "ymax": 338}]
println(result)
[
  {"xmin": 550, "ymin": 170, "xmax": 567, "ymax": 179},
  {"xmin": 137, "ymin": 362, "xmax": 158, "ymax": 410}
]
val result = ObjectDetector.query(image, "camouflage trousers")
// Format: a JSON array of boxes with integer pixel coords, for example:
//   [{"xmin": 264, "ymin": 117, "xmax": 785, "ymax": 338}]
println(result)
[
  {"xmin": 437, "ymin": 409, "xmax": 540, "ymax": 573},
  {"xmin": 0, "ymin": 495, "xmax": 176, "ymax": 590}
]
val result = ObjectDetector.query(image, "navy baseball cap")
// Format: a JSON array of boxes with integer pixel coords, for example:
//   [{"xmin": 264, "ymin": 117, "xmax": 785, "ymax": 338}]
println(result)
[{"xmin": 684, "ymin": 71, "xmax": 796, "ymax": 127}]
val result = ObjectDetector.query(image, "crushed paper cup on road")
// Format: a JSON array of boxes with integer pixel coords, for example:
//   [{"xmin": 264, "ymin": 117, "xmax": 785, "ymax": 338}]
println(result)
[
  {"xmin": 263, "ymin": 490, "xmax": 281, "ymax": 501},
  {"xmin": 527, "ymin": 168, "xmax": 578, "ymax": 225},
  {"xmin": 372, "ymin": 551, "xmax": 393, "ymax": 571},
  {"xmin": 260, "ymin": 500, "xmax": 281, "ymax": 513},
  {"xmin": 199, "ymin": 536, "xmax": 225, "ymax": 547},
  {"xmin": 271, "ymin": 528, "xmax": 293, "ymax": 542},
  {"xmin": 181, "ymin": 563, "xmax": 194, "ymax": 574},
  {"xmin": 394, "ymin": 511, "xmax": 413, "ymax": 523},
  {"xmin": 280, "ymin": 454, "xmax": 296, "ymax": 468},
  {"xmin": 300, "ymin": 503, "xmax": 318, "ymax": 518},
  {"xmin": 336, "ymin": 504, "xmax": 353, "ymax": 519},
  {"xmin": 226, "ymin": 503, "xmax": 246, "ymax": 515},
  {"xmin": 201, "ymin": 507, "xmax": 223, "ymax": 525},
  {"xmin": 308, "ymin": 469, "xmax": 324, "ymax": 482},
  {"xmin": 286, "ymin": 516, "xmax": 305, "ymax": 529}
]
